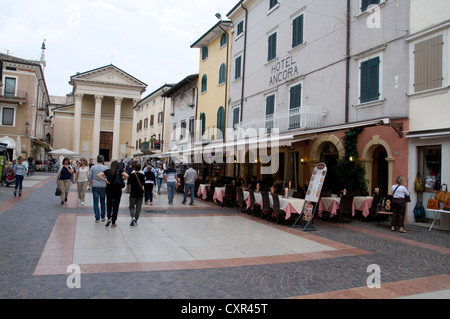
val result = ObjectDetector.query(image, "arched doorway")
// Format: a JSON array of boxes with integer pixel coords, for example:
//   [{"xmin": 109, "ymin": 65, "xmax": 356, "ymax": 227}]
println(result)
[
  {"xmin": 320, "ymin": 142, "xmax": 339, "ymax": 194},
  {"xmin": 372, "ymin": 145, "xmax": 389, "ymax": 195}
]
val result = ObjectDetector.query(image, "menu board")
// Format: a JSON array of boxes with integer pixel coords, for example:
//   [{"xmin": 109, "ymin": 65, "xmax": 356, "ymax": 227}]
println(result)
[{"xmin": 305, "ymin": 162, "xmax": 327, "ymax": 203}]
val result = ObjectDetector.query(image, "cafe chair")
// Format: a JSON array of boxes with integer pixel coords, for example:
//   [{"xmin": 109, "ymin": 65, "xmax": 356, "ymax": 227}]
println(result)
[
  {"xmin": 376, "ymin": 195, "xmax": 393, "ymax": 227},
  {"xmin": 270, "ymin": 193, "xmax": 286, "ymax": 224},
  {"xmin": 223, "ymin": 184, "xmax": 237, "ymax": 208},
  {"xmin": 339, "ymin": 194, "xmax": 354, "ymax": 223},
  {"xmin": 260, "ymin": 191, "xmax": 272, "ymax": 220},
  {"xmin": 206, "ymin": 182, "xmax": 216, "ymax": 202},
  {"xmin": 292, "ymin": 191, "xmax": 305, "ymax": 199},
  {"xmin": 248, "ymin": 190, "xmax": 261, "ymax": 217},
  {"xmin": 236, "ymin": 187, "xmax": 246, "ymax": 213},
  {"xmin": 369, "ymin": 193, "xmax": 381, "ymax": 221}
]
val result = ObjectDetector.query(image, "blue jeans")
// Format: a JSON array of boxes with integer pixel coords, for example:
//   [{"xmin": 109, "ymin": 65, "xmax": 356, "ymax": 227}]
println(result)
[
  {"xmin": 183, "ymin": 183, "xmax": 195, "ymax": 204},
  {"xmin": 166, "ymin": 182, "xmax": 176, "ymax": 204},
  {"xmin": 14, "ymin": 175, "xmax": 24, "ymax": 193},
  {"xmin": 92, "ymin": 187, "xmax": 106, "ymax": 220},
  {"xmin": 157, "ymin": 177, "xmax": 163, "ymax": 192}
]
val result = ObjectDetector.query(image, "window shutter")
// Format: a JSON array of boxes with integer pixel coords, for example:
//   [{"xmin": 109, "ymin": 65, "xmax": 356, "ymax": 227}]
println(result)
[
  {"xmin": 268, "ymin": 33, "xmax": 277, "ymax": 61},
  {"xmin": 414, "ymin": 40, "xmax": 427, "ymax": 93},
  {"xmin": 369, "ymin": 57, "xmax": 380, "ymax": 101},
  {"xmin": 292, "ymin": 15, "xmax": 304, "ymax": 48},
  {"xmin": 290, "ymin": 84, "xmax": 302, "ymax": 109},
  {"xmin": 266, "ymin": 95, "xmax": 275, "ymax": 115},
  {"xmin": 414, "ymin": 35, "xmax": 443, "ymax": 92},
  {"xmin": 235, "ymin": 56, "xmax": 242, "ymax": 79},
  {"xmin": 429, "ymin": 35, "xmax": 443, "ymax": 90}
]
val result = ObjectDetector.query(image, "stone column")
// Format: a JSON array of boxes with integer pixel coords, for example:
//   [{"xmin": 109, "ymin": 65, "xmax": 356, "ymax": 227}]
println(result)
[
  {"xmin": 73, "ymin": 93, "xmax": 83, "ymax": 154},
  {"xmin": 92, "ymin": 95, "xmax": 103, "ymax": 158},
  {"xmin": 112, "ymin": 97, "xmax": 123, "ymax": 160}
]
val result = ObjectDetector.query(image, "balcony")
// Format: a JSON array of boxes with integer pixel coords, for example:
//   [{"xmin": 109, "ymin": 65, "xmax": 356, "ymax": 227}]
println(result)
[
  {"xmin": 234, "ymin": 106, "xmax": 327, "ymax": 133},
  {"xmin": 140, "ymin": 140, "xmax": 162, "ymax": 154},
  {"xmin": 0, "ymin": 90, "xmax": 28, "ymax": 103}
]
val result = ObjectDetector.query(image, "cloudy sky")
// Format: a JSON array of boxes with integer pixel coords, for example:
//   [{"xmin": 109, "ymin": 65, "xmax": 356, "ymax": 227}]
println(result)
[{"xmin": 0, "ymin": 0, "xmax": 239, "ymax": 96}]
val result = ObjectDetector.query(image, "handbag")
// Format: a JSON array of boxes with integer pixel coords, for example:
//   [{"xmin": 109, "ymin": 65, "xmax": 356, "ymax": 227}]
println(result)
[
  {"xmin": 413, "ymin": 201, "xmax": 426, "ymax": 219},
  {"xmin": 427, "ymin": 195, "xmax": 439, "ymax": 210},
  {"xmin": 444, "ymin": 201, "xmax": 450, "ymax": 211},
  {"xmin": 115, "ymin": 171, "xmax": 125, "ymax": 188},
  {"xmin": 435, "ymin": 184, "xmax": 450, "ymax": 203},
  {"xmin": 414, "ymin": 173, "xmax": 424, "ymax": 192},
  {"xmin": 55, "ymin": 185, "xmax": 61, "ymax": 196}
]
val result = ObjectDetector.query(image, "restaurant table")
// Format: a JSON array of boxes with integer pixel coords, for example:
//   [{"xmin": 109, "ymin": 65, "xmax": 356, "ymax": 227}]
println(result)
[
  {"xmin": 352, "ymin": 196, "xmax": 373, "ymax": 218},
  {"xmin": 318, "ymin": 197, "xmax": 340, "ymax": 217},
  {"xmin": 318, "ymin": 196, "xmax": 374, "ymax": 218},
  {"xmin": 197, "ymin": 184, "xmax": 210, "ymax": 200},
  {"xmin": 242, "ymin": 191, "xmax": 305, "ymax": 220},
  {"xmin": 426, "ymin": 208, "xmax": 450, "ymax": 231},
  {"xmin": 213, "ymin": 187, "xmax": 226, "ymax": 204}
]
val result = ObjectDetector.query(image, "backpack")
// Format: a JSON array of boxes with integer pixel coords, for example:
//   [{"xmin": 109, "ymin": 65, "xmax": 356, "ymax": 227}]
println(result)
[{"xmin": 413, "ymin": 201, "xmax": 426, "ymax": 221}]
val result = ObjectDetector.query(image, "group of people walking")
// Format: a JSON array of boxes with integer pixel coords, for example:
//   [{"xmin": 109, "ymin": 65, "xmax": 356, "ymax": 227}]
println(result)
[{"xmin": 55, "ymin": 155, "xmax": 196, "ymax": 228}]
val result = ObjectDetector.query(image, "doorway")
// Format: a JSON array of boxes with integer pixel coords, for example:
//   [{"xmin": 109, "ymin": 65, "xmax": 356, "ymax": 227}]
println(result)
[
  {"xmin": 372, "ymin": 145, "xmax": 388, "ymax": 195},
  {"xmin": 99, "ymin": 132, "xmax": 113, "ymax": 162}
]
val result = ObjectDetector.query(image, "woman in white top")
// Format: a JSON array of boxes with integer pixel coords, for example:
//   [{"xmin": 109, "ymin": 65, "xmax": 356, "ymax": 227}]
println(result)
[
  {"xmin": 391, "ymin": 175, "xmax": 410, "ymax": 233},
  {"xmin": 13, "ymin": 156, "xmax": 28, "ymax": 197},
  {"xmin": 76, "ymin": 157, "xmax": 90, "ymax": 206}
]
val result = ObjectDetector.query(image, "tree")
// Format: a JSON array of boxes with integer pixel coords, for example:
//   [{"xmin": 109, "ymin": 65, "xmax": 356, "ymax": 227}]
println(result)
[{"xmin": 331, "ymin": 128, "xmax": 368, "ymax": 193}]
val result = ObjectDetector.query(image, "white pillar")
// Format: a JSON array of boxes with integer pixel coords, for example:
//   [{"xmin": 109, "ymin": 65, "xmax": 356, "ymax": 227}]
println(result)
[
  {"xmin": 73, "ymin": 93, "xmax": 83, "ymax": 154},
  {"xmin": 92, "ymin": 95, "xmax": 103, "ymax": 158},
  {"xmin": 112, "ymin": 96, "xmax": 123, "ymax": 161}
]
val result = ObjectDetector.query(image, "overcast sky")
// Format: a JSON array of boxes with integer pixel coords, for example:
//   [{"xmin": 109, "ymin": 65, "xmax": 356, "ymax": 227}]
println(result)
[{"xmin": 0, "ymin": 0, "xmax": 239, "ymax": 97}]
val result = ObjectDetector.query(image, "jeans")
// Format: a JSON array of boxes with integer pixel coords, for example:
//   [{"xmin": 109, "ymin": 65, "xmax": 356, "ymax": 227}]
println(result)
[
  {"xmin": 14, "ymin": 175, "xmax": 24, "ymax": 193},
  {"xmin": 157, "ymin": 177, "xmax": 163, "ymax": 193},
  {"xmin": 183, "ymin": 183, "xmax": 195, "ymax": 204},
  {"xmin": 106, "ymin": 188, "xmax": 122, "ymax": 224},
  {"xmin": 92, "ymin": 187, "xmax": 106, "ymax": 221},
  {"xmin": 144, "ymin": 183, "xmax": 154, "ymax": 202},
  {"xmin": 166, "ymin": 181, "xmax": 176, "ymax": 204},
  {"xmin": 129, "ymin": 196, "xmax": 143, "ymax": 221}
]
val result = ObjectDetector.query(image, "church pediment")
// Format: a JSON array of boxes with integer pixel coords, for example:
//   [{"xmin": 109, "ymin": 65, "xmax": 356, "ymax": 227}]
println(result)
[{"xmin": 70, "ymin": 65, "xmax": 147, "ymax": 90}]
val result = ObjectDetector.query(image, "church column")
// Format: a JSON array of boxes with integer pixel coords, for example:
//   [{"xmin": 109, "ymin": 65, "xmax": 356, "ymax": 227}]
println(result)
[
  {"xmin": 92, "ymin": 95, "xmax": 103, "ymax": 158},
  {"xmin": 112, "ymin": 97, "xmax": 123, "ymax": 160},
  {"xmin": 73, "ymin": 93, "xmax": 83, "ymax": 154}
]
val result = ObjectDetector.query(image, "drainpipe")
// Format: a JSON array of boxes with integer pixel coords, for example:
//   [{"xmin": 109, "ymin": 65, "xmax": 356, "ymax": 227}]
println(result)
[
  {"xmin": 218, "ymin": 22, "xmax": 230, "ymax": 143},
  {"xmin": 240, "ymin": 2, "xmax": 248, "ymax": 122},
  {"xmin": 345, "ymin": 0, "xmax": 351, "ymax": 124}
]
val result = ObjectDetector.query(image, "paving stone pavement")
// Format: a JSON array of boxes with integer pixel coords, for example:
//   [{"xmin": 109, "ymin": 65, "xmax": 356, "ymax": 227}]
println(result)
[{"xmin": 0, "ymin": 172, "xmax": 449, "ymax": 303}]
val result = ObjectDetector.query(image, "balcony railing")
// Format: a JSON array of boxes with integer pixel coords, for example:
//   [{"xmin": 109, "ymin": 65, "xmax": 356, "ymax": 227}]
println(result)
[
  {"xmin": 234, "ymin": 106, "xmax": 327, "ymax": 133},
  {"xmin": 0, "ymin": 90, "xmax": 28, "ymax": 102}
]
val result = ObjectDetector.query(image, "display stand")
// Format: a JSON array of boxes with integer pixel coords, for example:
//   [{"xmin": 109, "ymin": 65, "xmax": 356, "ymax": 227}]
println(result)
[{"xmin": 292, "ymin": 163, "xmax": 327, "ymax": 231}]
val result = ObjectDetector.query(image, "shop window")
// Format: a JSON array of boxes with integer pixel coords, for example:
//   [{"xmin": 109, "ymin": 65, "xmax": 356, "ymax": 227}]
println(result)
[{"xmin": 420, "ymin": 146, "xmax": 442, "ymax": 191}]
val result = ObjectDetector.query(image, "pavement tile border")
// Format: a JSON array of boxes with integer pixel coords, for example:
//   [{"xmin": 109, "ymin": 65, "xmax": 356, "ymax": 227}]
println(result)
[
  {"xmin": 33, "ymin": 213, "xmax": 371, "ymax": 276},
  {"xmin": 291, "ymin": 274, "xmax": 450, "ymax": 299}
]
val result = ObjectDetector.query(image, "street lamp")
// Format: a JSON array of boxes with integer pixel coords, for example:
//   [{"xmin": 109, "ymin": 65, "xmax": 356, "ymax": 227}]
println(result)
[{"xmin": 25, "ymin": 121, "xmax": 30, "ymax": 134}]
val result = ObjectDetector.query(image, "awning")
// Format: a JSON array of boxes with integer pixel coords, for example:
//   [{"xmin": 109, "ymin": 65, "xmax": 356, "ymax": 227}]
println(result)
[
  {"xmin": 405, "ymin": 128, "xmax": 450, "ymax": 140},
  {"xmin": 31, "ymin": 138, "xmax": 52, "ymax": 150}
]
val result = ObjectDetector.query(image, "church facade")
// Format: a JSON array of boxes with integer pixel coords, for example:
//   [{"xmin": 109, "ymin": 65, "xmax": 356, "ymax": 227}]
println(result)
[{"xmin": 52, "ymin": 65, "xmax": 147, "ymax": 161}]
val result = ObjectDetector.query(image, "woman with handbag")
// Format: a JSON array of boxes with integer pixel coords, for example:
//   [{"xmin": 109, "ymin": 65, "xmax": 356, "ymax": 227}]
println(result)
[
  {"xmin": 57, "ymin": 157, "xmax": 73, "ymax": 206},
  {"xmin": 127, "ymin": 162, "xmax": 145, "ymax": 227},
  {"xmin": 97, "ymin": 161, "xmax": 129, "ymax": 228},
  {"xmin": 391, "ymin": 175, "xmax": 410, "ymax": 233}
]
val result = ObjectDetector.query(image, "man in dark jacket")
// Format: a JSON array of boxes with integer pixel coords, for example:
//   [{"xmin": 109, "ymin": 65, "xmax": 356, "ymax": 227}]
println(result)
[{"xmin": 127, "ymin": 162, "xmax": 145, "ymax": 226}]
